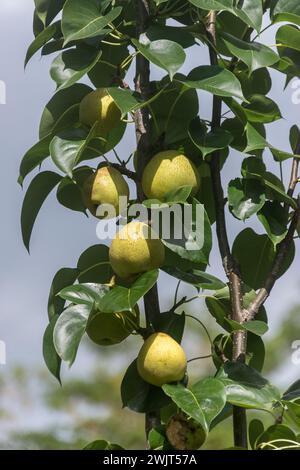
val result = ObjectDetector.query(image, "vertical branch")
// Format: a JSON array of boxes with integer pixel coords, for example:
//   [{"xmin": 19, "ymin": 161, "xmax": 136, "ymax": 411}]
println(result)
[
  {"xmin": 134, "ymin": 0, "xmax": 161, "ymax": 439},
  {"xmin": 206, "ymin": 11, "xmax": 248, "ymax": 448}
]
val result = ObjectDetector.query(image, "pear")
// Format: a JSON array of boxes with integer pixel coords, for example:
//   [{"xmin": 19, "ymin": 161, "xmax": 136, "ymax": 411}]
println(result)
[
  {"xmin": 79, "ymin": 88, "xmax": 121, "ymax": 136},
  {"xmin": 109, "ymin": 221, "xmax": 165, "ymax": 279},
  {"xmin": 137, "ymin": 332, "xmax": 187, "ymax": 387},
  {"xmin": 82, "ymin": 166, "xmax": 129, "ymax": 218},
  {"xmin": 142, "ymin": 150, "xmax": 200, "ymax": 200}
]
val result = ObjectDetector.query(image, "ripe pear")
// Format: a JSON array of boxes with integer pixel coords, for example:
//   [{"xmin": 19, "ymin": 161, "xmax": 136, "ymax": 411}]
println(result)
[
  {"xmin": 142, "ymin": 150, "xmax": 200, "ymax": 200},
  {"xmin": 82, "ymin": 166, "xmax": 129, "ymax": 218},
  {"xmin": 137, "ymin": 332, "xmax": 187, "ymax": 387},
  {"xmin": 166, "ymin": 413, "xmax": 206, "ymax": 450},
  {"xmin": 79, "ymin": 88, "xmax": 121, "ymax": 135},
  {"xmin": 109, "ymin": 221, "xmax": 165, "ymax": 279},
  {"xmin": 86, "ymin": 309, "xmax": 137, "ymax": 346}
]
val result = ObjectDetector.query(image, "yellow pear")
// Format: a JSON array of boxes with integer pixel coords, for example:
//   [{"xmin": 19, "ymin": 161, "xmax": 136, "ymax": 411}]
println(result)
[
  {"xmin": 82, "ymin": 166, "xmax": 129, "ymax": 218},
  {"xmin": 79, "ymin": 88, "xmax": 121, "ymax": 135},
  {"xmin": 137, "ymin": 332, "xmax": 187, "ymax": 387},
  {"xmin": 109, "ymin": 221, "xmax": 165, "ymax": 279},
  {"xmin": 86, "ymin": 309, "xmax": 137, "ymax": 346},
  {"xmin": 142, "ymin": 150, "xmax": 200, "ymax": 200}
]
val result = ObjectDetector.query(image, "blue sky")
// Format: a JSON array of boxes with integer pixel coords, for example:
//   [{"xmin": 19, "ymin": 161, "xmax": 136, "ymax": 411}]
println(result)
[{"xmin": 0, "ymin": 0, "xmax": 300, "ymax": 387}]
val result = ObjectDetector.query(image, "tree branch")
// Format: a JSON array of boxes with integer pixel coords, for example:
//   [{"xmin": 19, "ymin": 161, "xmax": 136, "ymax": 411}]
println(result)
[
  {"xmin": 134, "ymin": 0, "xmax": 161, "ymax": 440},
  {"xmin": 206, "ymin": 10, "xmax": 247, "ymax": 449}
]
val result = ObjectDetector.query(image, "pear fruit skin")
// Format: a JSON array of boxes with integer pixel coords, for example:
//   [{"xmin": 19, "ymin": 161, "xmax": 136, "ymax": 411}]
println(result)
[
  {"xmin": 79, "ymin": 88, "xmax": 121, "ymax": 135},
  {"xmin": 109, "ymin": 221, "xmax": 165, "ymax": 279},
  {"xmin": 86, "ymin": 310, "xmax": 137, "ymax": 346},
  {"xmin": 82, "ymin": 166, "xmax": 129, "ymax": 218},
  {"xmin": 137, "ymin": 332, "xmax": 187, "ymax": 387},
  {"xmin": 142, "ymin": 150, "xmax": 200, "ymax": 200}
]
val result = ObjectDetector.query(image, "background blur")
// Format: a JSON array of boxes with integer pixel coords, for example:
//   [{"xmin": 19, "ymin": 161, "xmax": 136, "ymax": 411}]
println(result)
[{"xmin": 0, "ymin": 0, "xmax": 300, "ymax": 449}]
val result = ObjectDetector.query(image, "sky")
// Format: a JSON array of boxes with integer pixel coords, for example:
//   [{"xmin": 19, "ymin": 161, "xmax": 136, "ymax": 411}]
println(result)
[{"xmin": 0, "ymin": 0, "xmax": 300, "ymax": 390}]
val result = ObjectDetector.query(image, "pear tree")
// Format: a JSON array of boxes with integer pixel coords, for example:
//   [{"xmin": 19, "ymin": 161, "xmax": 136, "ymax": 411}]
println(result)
[{"xmin": 20, "ymin": 0, "xmax": 300, "ymax": 450}]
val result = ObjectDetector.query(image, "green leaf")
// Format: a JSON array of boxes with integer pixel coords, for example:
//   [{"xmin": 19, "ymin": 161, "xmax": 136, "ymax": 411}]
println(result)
[
  {"xmin": 39, "ymin": 83, "xmax": 92, "ymax": 139},
  {"xmin": 121, "ymin": 359, "xmax": 170, "ymax": 413},
  {"xmin": 179, "ymin": 65, "xmax": 245, "ymax": 100},
  {"xmin": 256, "ymin": 424, "xmax": 298, "ymax": 449},
  {"xmin": 189, "ymin": 0, "xmax": 263, "ymax": 32},
  {"xmin": 62, "ymin": 1, "xmax": 122, "ymax": 45},
  {"xmin": 48, "ymin": 267, "xmax": 79, "ymax": 319},
  {"xmin": 145, "ymin": 24, "xmax": 195, "ymax": 49},
  {"xmin": 132, "ymin": 38, "xmax": 185, "ymax": 80},
  {"xmin": 283, "ymin": 379, "xmax": 300, "ymax": 401},
  {"xmin": 59, "ymin": 283, "xmax": 109, "ymax": 306},
  {"xmin": 50, "ymin": 46, "xmax": 101, "ymax": 90},
  {"xmin": 218, "ymin": 362, "xmax": 281, "ymax": 411},
  {"xmin": 283, "ymin": 401, "xmax": 300, "ymax": 430},
  {"xmin": 50, "ymin": 127, "xmax": 97, "ymax": 177},
  {"xmin": 228, "ymin": 178, "xmax": 266, "ymax": 220},
  {"xmin": 56, "ymin": 167, "xmax": 91, "ymax": 214},
  {"xmin": 163, "ymin": 378, "xmax": 226, "ymax": 434},
  {"xmin": 149, "ymin": 80, "xmax": 199, "ymax": 144},
  {"xmin": 148, "ymin": 427, "xmax": 171, "ymax": 450},
  {"xmin": 21, "ymin": 171, "xmax": 62, "ymax": 251},
  {"xmin": 88, "ymin": 43, "xmax": 129, "ymax": 88},
  {"xmin": 272, "ymin": 0, "xmax": 300, "ymax": 26},
  {"xmin": 53, "ymin": 303, "xmax": 91, "ymax": 366},
  {"xmin": 290, "ymin": 124, "xmax": 300, "ymax": 153},
  {"xmin": 225, "ymin": 319, "xmax": 268, "ymax": 336},
  {"xmin": 189, "ymin": 118, "xmax": 233, "ymax": 158},
  {"xmin": 83, "ymin": 440, "xmax": 124, "ymax": 450},
  {"xmin": 277, "ymin": 24, "xmax": 300, "ymax": 54},
  {"xmin": 162, "ymin": 199, "xmax": 212, "ymax": 266},
  {"xmin": 220, "ymin": 32, "xmax": 279, "ymax": 74},
  {"xmin": 249, "ymin": 419, "xmax": 264, "ymax": 450},
  {"xmin": 25, "ymin": 21, "xmax": 59, "ymax": 67},
  {"xmin": 77, "ymin": 244, "xmax": 112, "ymax": 284},
  {"xmin": 34, "ymin": 0, "xmax": 65, "ymax": 27},
  {"xmin": 257, "ymin": 201, "xmax": 288, "ymax": 246},
  {"xmin": 232, "ymin": 228, "xmax": 295, "ymax": 290},
  {"xmin": 163, "ymin": 266, "xmax": 226, "ymax": 291},
  {"xmin": 18, "ymin": 136, "xmax": 51, "ymax": 185},
  {"xmin": 98, "ymin": 270, "xmax": 159, "ymax": 313},
  {"xmin": 152, "ymin": 311, "xmax": 185, "ymax": 344},
  {"xmin": 43, "ymin": 315, "xmax": 61, "ymax": 383},
  {"xmin": 243, "ymin": 95, "xmax": 282, "ymax": 123}
]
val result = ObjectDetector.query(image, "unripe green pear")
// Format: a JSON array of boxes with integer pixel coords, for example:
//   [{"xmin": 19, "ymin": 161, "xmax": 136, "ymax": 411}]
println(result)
[
  {"xmin": 109, "ymin": 221, "xmax": 165, "ymax": 279},
  {"xmin": 137, "ymin": 332, "xmax": 187, "ymax": 387},
  {"xmin": 79, "ymin": 88, "xmax": 121, "ymax": 135},
  {"xmin": 82, "ymin": 166, "xmax": 129, "ymax": 218},
  {"xmin": 86, "ymin": 309, "xmax": 138, "ymax": 346},
  {"xmin": 142, "ymin": 150, "xmax": 200, "ymax": 200},
  {"xmin": 166, "ymin": 413, "xmax": 206, "ymax": 450}
]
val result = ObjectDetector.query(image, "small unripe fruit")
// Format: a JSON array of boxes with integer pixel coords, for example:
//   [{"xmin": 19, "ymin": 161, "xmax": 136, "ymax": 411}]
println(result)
[
  {"xmin": 82, "ymin": 166, "xmax": 129, "ymax": 218},
  {"xmin": 79, "ymin": 88, "xmax": 121, "ymax": 135},
  {"xmin": 137, "ymin": 332, "xmax": 187, "ymax": 387},
  {"xmin": 166, "ymin": 414, "xmax": 206, "ymax": 450},
  {"xmin": 142, "ymin": 150, "xmax": 200, "ymax": 200},
  {"xmin": 86, "ymin": 310, "xmax": 137, "ymax": 346},
  {"xmin": 109, "ymin": 221, "xmax": 165, "ymax": 279}
]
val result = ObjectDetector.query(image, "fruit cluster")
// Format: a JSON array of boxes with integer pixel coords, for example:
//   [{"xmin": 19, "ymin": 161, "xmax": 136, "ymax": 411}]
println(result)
[{"xmin": 79, "ymin": 88, "xmax": 201, "ymax": 387}]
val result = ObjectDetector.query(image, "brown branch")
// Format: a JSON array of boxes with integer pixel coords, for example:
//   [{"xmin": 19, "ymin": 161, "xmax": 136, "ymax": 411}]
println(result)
[
  {"xmin": 134, "ymin": 0, "xmax": 161, "ymax": 440},
  {"xmin": 110, "ymin": 163, "xmax": 140, "ymax": 183},
  {"xmin": 206, "ymin": 10, "xmax": 247, "ymax": 449}
]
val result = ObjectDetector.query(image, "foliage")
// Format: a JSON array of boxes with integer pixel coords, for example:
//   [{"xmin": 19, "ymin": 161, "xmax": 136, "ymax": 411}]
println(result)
[{"xmin": 20, "ymin": 0, "xmax": 300, "ymax": 450}]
